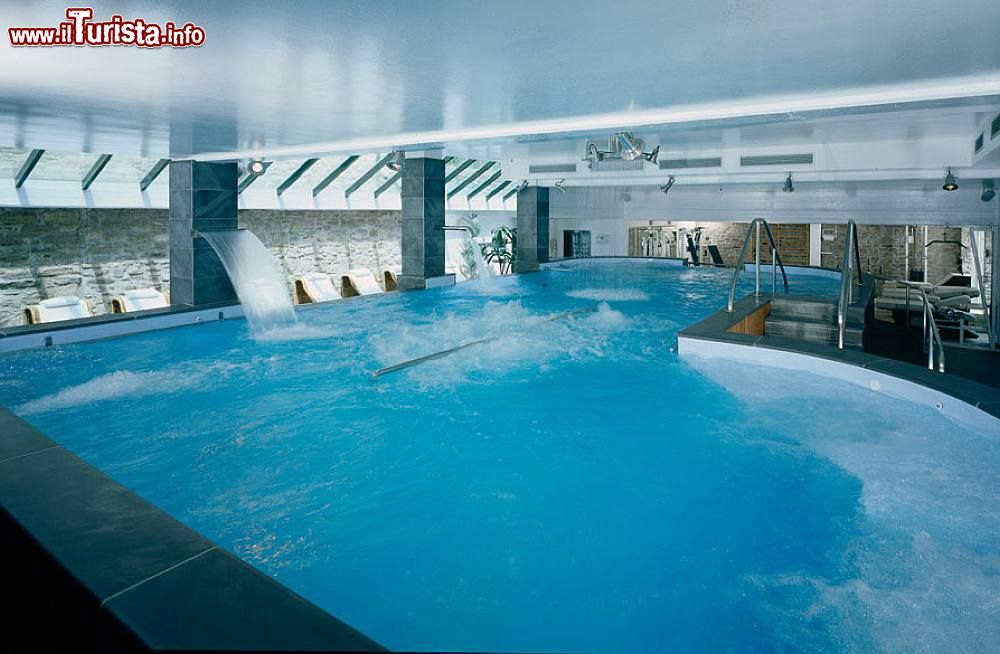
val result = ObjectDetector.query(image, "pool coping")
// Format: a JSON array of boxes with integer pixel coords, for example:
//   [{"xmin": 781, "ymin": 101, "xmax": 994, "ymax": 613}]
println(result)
[
  {"xmin": 0, "ymin": 407, "xmax": 387, "ymax": 651},
  {"xmin": 678, "ymin": 294, "xmax": 1000, "ymax": 424}
]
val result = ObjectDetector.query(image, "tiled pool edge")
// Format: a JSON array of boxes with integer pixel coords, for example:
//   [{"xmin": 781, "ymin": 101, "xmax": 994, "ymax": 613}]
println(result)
[
  {"xmin": 0, "ymin": 408, "xmax": 386, "ymax": 651},
  {"xmin": 678, "ymin": 296, "xmax": 1000, "ymax": 427}
]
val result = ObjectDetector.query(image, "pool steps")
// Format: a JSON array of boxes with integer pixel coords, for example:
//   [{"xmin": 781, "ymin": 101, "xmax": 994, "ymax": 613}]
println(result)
[{"xmin": 765, "ymin": 296, "xmax": 865, "ymax": 348}]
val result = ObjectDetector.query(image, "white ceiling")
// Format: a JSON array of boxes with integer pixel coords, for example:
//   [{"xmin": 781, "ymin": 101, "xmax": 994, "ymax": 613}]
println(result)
[{"xmin": 1, "ymin": 0, "xmax": 1000, "ymax": 161}]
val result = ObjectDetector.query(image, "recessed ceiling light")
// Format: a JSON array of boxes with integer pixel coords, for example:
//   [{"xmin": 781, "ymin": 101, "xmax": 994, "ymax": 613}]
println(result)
[{"xmin": 249, "ymin": 160, "xmax": 266, "ymax": 175}]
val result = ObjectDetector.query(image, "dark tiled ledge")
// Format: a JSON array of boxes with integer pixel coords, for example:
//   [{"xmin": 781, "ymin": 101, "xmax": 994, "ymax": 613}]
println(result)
[
  {"xmin": 679, "ymin": 297, "xmax": 1000, "ymax": 420},
  {"xmin": 0, "ymin": 407, "xmax": 385, "ymax": 651}
]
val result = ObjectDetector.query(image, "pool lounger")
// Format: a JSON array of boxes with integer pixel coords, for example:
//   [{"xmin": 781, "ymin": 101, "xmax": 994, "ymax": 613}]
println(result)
[
  {"xmin": 110, "ymin": 288, "xmax": 169, "ymax": 313},
  {"xmin": 341, "ymin": 268, "xmax": 385, "ymax": 297},
  {"xmin": 383, "ymin": 269, "xmax": 398, "ymax": 291},
  {"xmin": 294, "ymin": 273, "xmax": 340, "ymax": 304},
  {"xmin": 23, "ymin": 295, "xmax": 95, "ymax": 324}
]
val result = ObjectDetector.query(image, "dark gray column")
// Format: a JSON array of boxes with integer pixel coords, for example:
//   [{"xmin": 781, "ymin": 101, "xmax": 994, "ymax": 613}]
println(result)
[
  {"xmin": 397, "ymin": 157, "xmax": 447, "ymax": 291},
  {"xmin": 169, "ymin": 161, "xmax": 239, "ymax": 307},
  {"xmin": 513, "ymin": 186, "xmax": 550, "ymax": 273}
]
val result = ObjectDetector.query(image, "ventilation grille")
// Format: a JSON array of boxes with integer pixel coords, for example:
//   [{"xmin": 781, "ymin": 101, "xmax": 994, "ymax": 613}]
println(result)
[
  {"xmin": 740, "ymin": 153, "xmax": 813, "ymax": 166},
  {"xmin": 659, "ymin": 157, "xmax": 722, "ymax": 169},
  {"xmin": 993, "ymin": 113, "xmax": 1000, "ymax": 138},
  {"xmin": 588, "ymin": 160, "xmax": 646, "ymax": 172},
  {"xmin": 975, "ymin": 133, "xmax": 984, "ymax": 153},
  {"xmin": 528, "ymin": 163, "xmax": 577, "ymax": 174}
]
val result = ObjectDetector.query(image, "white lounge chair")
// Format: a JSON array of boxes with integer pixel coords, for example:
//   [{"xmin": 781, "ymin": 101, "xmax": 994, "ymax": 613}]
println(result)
[
  {"xmin": 383, "ymin": 269, "xmax": 398, "ymax": 292},
  {"xmin": 24, "ymin": 296, "xmax": 95, "ymax": 324},
  {"xmin": 110, "ymin": 288, "xmax": 169, "ymax": 313},
  {"xmin": 341, "ymin": 268, "xmax": 384, "ymax": 297},
  {"xmin": 294, "ymin": 273, "xmax": 340, "ymax": 304}
]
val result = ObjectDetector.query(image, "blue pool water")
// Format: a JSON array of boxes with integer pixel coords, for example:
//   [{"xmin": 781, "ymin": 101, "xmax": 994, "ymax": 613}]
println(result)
[{"xmin": 1, "ymin": 261, "xmax": 998, "ymax": 652}]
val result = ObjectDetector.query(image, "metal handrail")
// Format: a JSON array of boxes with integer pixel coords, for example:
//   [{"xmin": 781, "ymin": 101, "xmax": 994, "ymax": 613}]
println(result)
[
  {"xmin": 969, "ymin": 228, "xmax": 995, "ymax": 349},
  {"xmin": 726, "ymin": 218, "xmax": 790, "ymax": 311},
  {"xmin": 897, "ymin": 281, "xmax": 946, "ymax": 372},
  {"xmin": 836, "ymin": 220, "xmax": 864, "ymax": 349}
]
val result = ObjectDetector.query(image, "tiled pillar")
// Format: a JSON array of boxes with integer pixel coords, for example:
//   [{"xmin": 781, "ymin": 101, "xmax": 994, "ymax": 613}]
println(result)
[
  {"xmin": 513, "ymin": 186, "xmax": 549, "ymax": 273},
  {"xmin": 169, "ymin": 161, "xmax": 239, "ymax": 306},
  {"xmin": 397, "ymin": 156, "xmax": 450, "ymax": 291}
]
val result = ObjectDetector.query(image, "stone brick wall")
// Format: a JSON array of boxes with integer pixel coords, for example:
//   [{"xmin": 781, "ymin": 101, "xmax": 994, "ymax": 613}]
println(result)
[
  {"xmin": 0, "ymin": 208, "xmax": 401, "ymax": 326},
  {"xmin": 628, "ymin": 222, "xmax": 810, "ymax": 265},
  {"xmin": 819, "ymin": 224, "xmax": 963, "ymax": 282}
]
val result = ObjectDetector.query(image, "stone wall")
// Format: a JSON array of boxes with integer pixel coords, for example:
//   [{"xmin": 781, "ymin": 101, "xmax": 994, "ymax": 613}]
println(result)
[
  {"xmin": 626, "ymin": 222, "xmax": 810, "ymax": 265},
  {"xmin": 0, "ymin": 208, "xmax": 401, "ymax": 326},
  {"xmin": 818, "ymin": 224, "xmax": 963, "ymax": 282}
]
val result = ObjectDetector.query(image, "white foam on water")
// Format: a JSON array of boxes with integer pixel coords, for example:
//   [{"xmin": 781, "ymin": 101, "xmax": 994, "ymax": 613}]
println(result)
[
  {"xmin": 252, "ymin": 323, "xmax": 337, "ymax": 342},
  {"xmin": 688, "ymin": 359, "xmax": 1000, "ymax": 652},
  {"xmin": 566, "ymin": 288, "xmax": 650, "ymax": 302},
  {"xmin": 585, "ymin": 302, "xmax": 629, "ymax": 328},
  {"xmin": 17, "ymin": 369, "xmax": 204, "ymax": 415}
]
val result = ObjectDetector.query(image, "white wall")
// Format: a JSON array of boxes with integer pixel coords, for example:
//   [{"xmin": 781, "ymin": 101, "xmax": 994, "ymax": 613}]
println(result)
[{"xmin": 549, "ymin": 187, "xmax": 628, "ymax": 257}]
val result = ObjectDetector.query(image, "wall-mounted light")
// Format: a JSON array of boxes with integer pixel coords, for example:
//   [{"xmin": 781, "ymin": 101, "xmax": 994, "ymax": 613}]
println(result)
[
  {"xmin": 982, "ymin": 179, "xmax": 996, "ymax": 202},
  {"xmin": 554, "ymin": 179, "xmax": 566, "ymax": 194},
  {"xmin": 782, "ymin": 173, "xmax": 794, "ymax": 193},
  {"xmin": 660, "ymin": 175, "xmax": 675, "ymax": 195},
  {"xmin": 387, "ymin": 150, "xmax": 406, "ymax": 172},
  {"xmin": 942, "ymin": 168, "xmax": 958, "ymax": 191}
]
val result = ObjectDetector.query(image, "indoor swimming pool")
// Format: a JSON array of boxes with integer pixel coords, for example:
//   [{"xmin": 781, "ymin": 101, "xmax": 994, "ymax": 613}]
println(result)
[{"xmin": 1, "ymin": 260, "xmax": 997, "ymax": 652}]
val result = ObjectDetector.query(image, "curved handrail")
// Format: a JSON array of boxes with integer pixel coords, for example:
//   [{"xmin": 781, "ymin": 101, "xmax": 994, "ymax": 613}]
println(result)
[
  {"xmin": 726, "ymin": 218, "xmax": 790, "ymax": 311},
  {"xmin": 896, "ymin": 281, "xmax": 946, "ymax": 372}
]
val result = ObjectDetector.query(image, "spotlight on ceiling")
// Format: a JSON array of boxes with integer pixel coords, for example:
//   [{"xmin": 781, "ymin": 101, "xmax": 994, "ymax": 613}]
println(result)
[
  {"xmin": 660, "ymin": 175, "xmax": 676, "ymax": 195},
  {"xmin": 782, "ymin": 173, "xmax": 794, "ymax": 193},
  {"xmin": 248, "ymin": 159, "xmax": 266, "ymax": 175},
  {"xmin": 387, "ymin": 150, "xmax": 406, "ymax": 172},
  {"xmin": 983, "ymin": 179, "xmax": 996, "ymax": 202},
  {"xmin": 586, "ymin": 142, "xmax": 604, "ymax": 162},
  {"xmin": 942, "ymin": 168, "xmax": 958, "ymax": 191},
  {"xmin": 515, "ymin": 180, "xmax": 529, "ymax": 192},
  {"xmin": 617, "ymin": 132, "xmax": 645, "ymax": 161},
  {"xmin": 642, "ymin": 145, "xmax": 660, "ymax": 165},
  {"xmin": 554, "ymin": 179, "xmax": 566, "ymax": 194}
]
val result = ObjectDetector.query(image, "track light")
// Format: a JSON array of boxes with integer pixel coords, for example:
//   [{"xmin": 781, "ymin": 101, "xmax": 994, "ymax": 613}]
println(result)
[
  {"xmin": 642, "ymin": 145, "xmax": 660, "ymax": 165},
  {"xmin": 586, "ymin": 142, "xmax": 604, "ymax": 162},
  {"xmin": 617, "ymin": 132, "xmax": 645, "ymax": 161},
  {"xmin": 387, "ymin": 150, "xmax": 406, "ymax": 172},
  {"xmin": 982, "ymin": 179, "xmax": 996, "ymax": 202},
  {"xmin": 942, "ymin": 168, "xmax": 958, "ymax": 191},
  {"xmin": 782, "ymin": 173, "xmax": 794, "ymax": 193},
  {"xmin": 660, "ymin": 175, "xmax": 675, "ymax": 195},
  {"xmin": 554, "ymin": 179, "xmax": 566, "ymax": 194}
]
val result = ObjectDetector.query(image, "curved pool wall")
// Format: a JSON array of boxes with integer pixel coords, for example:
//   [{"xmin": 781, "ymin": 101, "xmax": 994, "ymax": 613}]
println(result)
[{"xmin": 2, "ymin": 258, "xmax": 998, "ymax": 652}]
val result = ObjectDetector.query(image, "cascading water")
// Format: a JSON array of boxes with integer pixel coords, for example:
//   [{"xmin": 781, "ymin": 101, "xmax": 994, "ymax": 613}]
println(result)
[
  {"xmin": 466, "ymin": 236, "xmax": 495, "ymax": 281},
  {"xmin": 199, "ymin": 229, "xmax": 297, "ymax": 333}
]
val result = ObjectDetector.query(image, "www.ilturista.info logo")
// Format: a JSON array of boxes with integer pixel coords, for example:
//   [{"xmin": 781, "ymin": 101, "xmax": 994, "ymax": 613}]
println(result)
[{"xmin": 8, "ymin": 7, "xmax": 206, "ymax": 48}]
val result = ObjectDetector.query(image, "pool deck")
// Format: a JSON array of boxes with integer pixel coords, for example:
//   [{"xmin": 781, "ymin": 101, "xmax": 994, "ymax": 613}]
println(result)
[
  {"xmin": 679, "ymin": 294, "xmax": 1000, "ymax": 421},
  {"xmin": 0, "ymin": 409, "xmax": 386, "ymax": 651}
]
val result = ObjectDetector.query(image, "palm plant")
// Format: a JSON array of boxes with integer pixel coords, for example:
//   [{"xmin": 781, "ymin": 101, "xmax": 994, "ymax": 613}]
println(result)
[{"xmin": 481, "ymin": 225, "xmax": 517, "ymax": 275}]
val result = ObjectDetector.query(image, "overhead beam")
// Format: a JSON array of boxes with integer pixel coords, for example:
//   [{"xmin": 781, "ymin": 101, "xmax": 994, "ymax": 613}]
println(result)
[
  {"xmin": 502, "ymin": 185, "xmax": 520, "ymax": 202},
  {"xmin": 139, "ymin": 158, "xmax": 171, "ymax": 191},
  {"xmin": 444, "ymin": 159, "xmax": 475, "ymax": 183},
  {"xmin": 486, "ymin": 180, "xmax": 512, "ymax": 201},
  {"xmin": 345, "ymin": 153, "xmax": 393, "ymax": 198},
  {"xmin": 466, "ymin": 170, "xmax": 502, "ymax": 200},
  {"xmin": 448, "ymin": 161, "xmax": 495, "ymax": 199},
  {"xmin": 276, "ymin": 158, "xmax": 319, "ymax": 196},
  {"xmin": 81, "ymin": 154, "xmax": 112, "ymax": 190},
  {"xmin": 312, "ymin": 155, "xmax": 359, "ymax": 197},
  {"xmin": 374, "ymin": 172, "xmax": 401, "ymax": 198},
  {"xmin": 237, "ymin": 162, "xmax": 272, "ymax": 194},
  {"xmin": 14, "ymin": 149, "xmax": 44, "ymax": 188}
]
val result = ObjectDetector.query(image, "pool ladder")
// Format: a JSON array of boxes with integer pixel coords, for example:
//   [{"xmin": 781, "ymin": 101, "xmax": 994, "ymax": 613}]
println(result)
[{"xmin": 726, "ymin": 219, "xmax": 789, "ymax": 312}]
